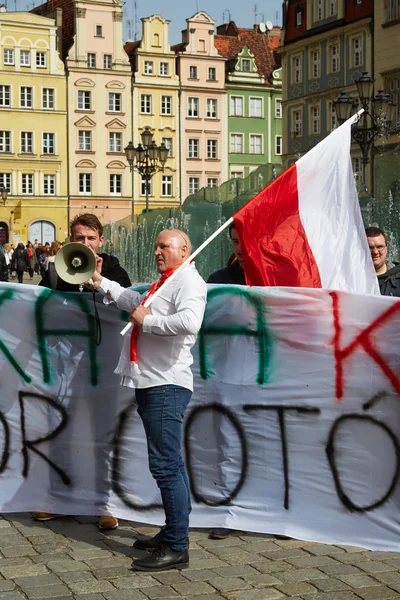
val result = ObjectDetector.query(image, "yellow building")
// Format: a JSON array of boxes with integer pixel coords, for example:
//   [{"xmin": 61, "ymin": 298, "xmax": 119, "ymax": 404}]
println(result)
[
  {"xmin": 125, "ymin": 15, "xmax": 180, "ymax": 210},
  {"xmin": 0, "ymin": 9, "xmax": 67, "ymax": 245}
]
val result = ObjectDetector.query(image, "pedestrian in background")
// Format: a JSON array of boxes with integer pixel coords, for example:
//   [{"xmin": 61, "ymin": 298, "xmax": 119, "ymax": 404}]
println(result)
[
  {"xmin": 12, "ymin": 243, "xmax": 28, "ymax": 284},
  {"xmin": 26, "ymin": 241, "xmax": 38, "ymax": 280},
  {"xmin": 3, "ymin": 243, "xmax": 13, "ymax": 278},
  {"xmin": 0, "ymin": 245, "xmax": 8, "ymax": 282}
]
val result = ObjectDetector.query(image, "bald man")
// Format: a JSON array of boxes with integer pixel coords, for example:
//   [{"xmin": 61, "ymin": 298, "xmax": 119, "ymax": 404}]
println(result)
[{"xmin": 92, "ymin": 229, "xmax": 207, "ymax": 572}]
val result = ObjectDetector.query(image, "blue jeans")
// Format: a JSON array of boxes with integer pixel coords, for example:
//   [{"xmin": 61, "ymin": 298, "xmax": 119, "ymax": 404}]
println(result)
[{"xmin": 136, "ymin": 385, "xmax": 192, "ymax": 551}]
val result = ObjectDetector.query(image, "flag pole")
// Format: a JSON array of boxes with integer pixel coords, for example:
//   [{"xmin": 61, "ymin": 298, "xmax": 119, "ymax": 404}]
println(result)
[{"xmin": 120, "ymin": 217, "xmax": 234, "ymax": 336}]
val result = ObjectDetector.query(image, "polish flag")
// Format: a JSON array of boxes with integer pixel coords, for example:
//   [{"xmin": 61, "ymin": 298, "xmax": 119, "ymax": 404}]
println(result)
[{"xmin": 233, "ymin": 115, "xmax": 379, "ymax": 295}]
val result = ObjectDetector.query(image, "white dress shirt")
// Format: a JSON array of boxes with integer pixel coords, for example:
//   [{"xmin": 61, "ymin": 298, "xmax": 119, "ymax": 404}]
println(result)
[{"xmin": 99, "ymin": 263, "xmax": 207, "ymax": 391}]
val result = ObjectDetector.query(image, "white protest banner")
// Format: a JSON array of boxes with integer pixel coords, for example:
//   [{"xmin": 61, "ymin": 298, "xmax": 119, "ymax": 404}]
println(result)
[{"xmin": 1, "ymin": 282, "xmax": 400, "ymax": 551}]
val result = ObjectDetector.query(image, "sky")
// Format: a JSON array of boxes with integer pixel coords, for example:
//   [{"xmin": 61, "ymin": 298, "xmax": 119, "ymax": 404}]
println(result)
[{"xmin": 17, "ymin": 0, "xmax": 283, "ymax": 45}]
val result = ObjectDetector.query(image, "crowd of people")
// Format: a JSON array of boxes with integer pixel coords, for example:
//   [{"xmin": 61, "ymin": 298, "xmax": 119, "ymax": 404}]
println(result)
[{"xmin": 0, "ymin": 239, "xmax": 65, "ymax": 283}]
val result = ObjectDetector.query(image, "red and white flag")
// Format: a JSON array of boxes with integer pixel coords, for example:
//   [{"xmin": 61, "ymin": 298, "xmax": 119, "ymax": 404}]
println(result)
[{"xmin": 233, "ymin": 115, "xmax": 379, "ymax": 295}]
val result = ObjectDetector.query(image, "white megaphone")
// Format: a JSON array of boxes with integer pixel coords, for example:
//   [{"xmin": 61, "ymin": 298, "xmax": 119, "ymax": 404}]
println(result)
[{"xmin": 54, "ymin": 242, "xmax": 97, "ymax": 285}]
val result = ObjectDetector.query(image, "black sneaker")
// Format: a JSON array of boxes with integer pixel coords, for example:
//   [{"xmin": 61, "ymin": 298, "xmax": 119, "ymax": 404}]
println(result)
[
  {"xmin": 132, "ymin": 543, "xmax": 189, "ymax": 571},
  {"xmin": 209, "ymin": 528, "xmax": 232, "ymax": 539}
]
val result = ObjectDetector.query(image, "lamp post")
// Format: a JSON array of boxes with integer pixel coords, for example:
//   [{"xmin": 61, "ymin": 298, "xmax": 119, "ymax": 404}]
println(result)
[
  {"xmin": 124, "ymin": 127, "xmax": 169, "ymax": 215},
  {"xmin": 0, "ymin": 187, "xmax": 7, "ymax": 206},
  {"xmin": 334, "ymin": 71, "xmax": 396, "ymax": 188}
]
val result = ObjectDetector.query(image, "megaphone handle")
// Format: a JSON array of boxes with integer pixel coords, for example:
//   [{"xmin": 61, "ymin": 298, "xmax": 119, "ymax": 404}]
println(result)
[{"xmin": 120, "ymin": 321, "xmax": 133, "ymax": 336}]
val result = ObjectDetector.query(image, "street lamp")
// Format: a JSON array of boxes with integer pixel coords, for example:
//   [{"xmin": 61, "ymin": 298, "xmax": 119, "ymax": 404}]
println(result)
[
  {"xmin": 124, "ymin": 127, "xmax": 169, "ymax": 214},
  {"xmin": 334, "ymin": 71, "xmax": 395, "ymax": 187},
  {"xmin": 0, "ymin": 187, "xmax": 7, "ymax": 206}
]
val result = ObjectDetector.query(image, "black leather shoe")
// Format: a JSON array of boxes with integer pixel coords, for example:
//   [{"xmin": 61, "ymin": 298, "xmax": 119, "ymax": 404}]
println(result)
[
  {"xmin": 209, "ymin": 528, "xmax": 231, "ymax": 539},
  {"xmin": 132, "ymin": 544, "xmax": 189, "ymax": 571},
  {"xmin": 134, "ymin": 528, "xmax": 164, "ymax": 551}
]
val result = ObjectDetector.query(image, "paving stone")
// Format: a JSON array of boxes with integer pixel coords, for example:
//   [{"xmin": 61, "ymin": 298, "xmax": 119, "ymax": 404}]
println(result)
[
  {"xmin": 139, "ymin": 586, "xmax": 176, "ymax": 599},
  {"xmin": 242, "ymin": 573, "xmax": 283, "ymax": 587},
  {"xmin": 74, "ymin": 595, "xmax": 105, "ymax": 600},
  {"xmin": 14, "ymin": 574, "xmax": 62, "ymax": 588},
  {"xmin": 336, "ymin": 574, "xmax": 381, "ymax": 588},
  {"xmin": 31, "ymin": 554, "xmax": 70, "ymax": 565},
  {"xmin": 306, "ymin": 545, "xmax": 346, "ymax": 556},
  {"xmin": 206, "ymin": 576, "xmax": 251, "ymax": 591},
  {"xmin": 91, "ymin": 567, "xmax": 131, "ymax": 579},
  {"xmin": 67, "ymin": 550, "xmax": 113, "ymax": 561},
  {"xmin": 47, "ymin": 560, "xmax": 90, "ymax": 573},
  {"xmin": 261, "ymin": 548, "xmax": 312, "ymax": 560},
  {"xmin": 0, "ymin": 593, "xmax": 26, "ymax": 600},
  {"xmin": 253, "ymin": 561, "xmax": 294, "ymax": 574},
  {"xmin": 276, "ymin": 581, "xmax": 318, "ymax": 595},
  {"xmin": 107, "ymin": 575, "xmax": 158, "ymax": 589},
  {"xmin": 172, "ymin": 596, "xmax": 222, "ymax": 600},
  {"xmin": 221, "ymin": 590, "xmax": 285, "ymax": 600},
  {"xmin": 212, "ymin": 565, "xmax": 261, "ymax": 577},
  {"xmin": 0, "ymin": 564, "xmax": 49, "ymax": 579},
  {"xmin": 222, "ymin": 551, "xmax": 266, "ymax": 565},
  {"xmin": 355, "ymin": 560, "xmax": 397, "ymax": 573},
  {"xmin": 151, "ymin": 572, "xmax": 190, "ymax": 585},
  {"xmin": 83, "ymin": 557, "xmax": 131, "ymax": 569},
  {"xmin": 373, "ymin": 571, "xmax": 400, "ymax": 585},
  {"xmin": 310, "ymin": 578, "xmax": 352, "ymax": 592},
  {"xmin": 274, "ymin": 568, "xmax": 327, "ymax": 582},
  {"xmin": 58, "ymin": 572, "xmax": 98, "ymax": 585},
  {"xmin": 181, "ymin": 568, "xmax": 222, "ymax": 581},
  {"xmin": 171, "ymin": 581, "xmax": 216, "ymax": 595},
  {"xmin": 66, "ymin": 580, "xmax": 115, "ymax": 594},
  {"xmin": 286, "ymin": 556, "xmax": 338, "ymax": 568},
  {"xmin": 319, "ymin": 563, "xmax": 363, "ymax": 576},
  {"xmin": 352, "ymin": 587, "xmax": 400, "ymax": 599},
  {"xmin": 23, "ymin": 585, "xmax": 72, "ymax": 598},
  {"xmin": 0, "ymin": 583, "xmax": 15, "ymax": 593},
  {"xmin": 298, "ymin": 593, "xmax": 358, "ymax": 600},
  {"xmin": 186, "ymin": 557, "xmax": 227, "ymax": 569},
  {"xmin": 1, "ymin": 546, "xmax": 37, "ymax": 558},
  {"xmin": 0, "ymin": 558, "xmax": 33, "ymax": 567},
  {"xmin": 103, "ymin": 591, "xmax": 148, "ymax": 600}
]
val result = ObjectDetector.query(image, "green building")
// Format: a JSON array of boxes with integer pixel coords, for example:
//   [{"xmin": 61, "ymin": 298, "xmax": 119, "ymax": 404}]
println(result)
[{"xmin": 215, "ymin": 22, "xmax": 283, "ymax": 181}]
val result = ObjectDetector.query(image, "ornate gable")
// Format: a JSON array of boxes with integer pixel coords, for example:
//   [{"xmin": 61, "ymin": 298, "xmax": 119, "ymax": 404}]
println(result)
[
  {"xmin": 105, "ymin": 118, "xmax": 126, "ymax": 129},
  {"xmin": 227, "ymin": 46, "xmax": 264, "ymax": 84},
  {"xmin": 75, "ymin": 78, "xmax": 95, "ymax": 88},
  {"xmin": 74, "ymin": 116, "xmax": 96, "ymax": 127}
]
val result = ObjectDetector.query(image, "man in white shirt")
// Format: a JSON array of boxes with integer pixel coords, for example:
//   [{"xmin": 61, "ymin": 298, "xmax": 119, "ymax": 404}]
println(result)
[{"xmin": 92, "ymin": 229, "xmax": 207, "ymax": 572}]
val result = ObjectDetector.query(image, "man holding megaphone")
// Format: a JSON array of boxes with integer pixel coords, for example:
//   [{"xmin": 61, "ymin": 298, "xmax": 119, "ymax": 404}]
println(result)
[{"xmin": 32, "ymin": 213, "xmax": 131, "ymax": 532}]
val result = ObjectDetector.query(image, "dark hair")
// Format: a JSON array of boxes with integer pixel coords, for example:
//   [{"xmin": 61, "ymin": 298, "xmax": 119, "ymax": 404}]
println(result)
[
  {"xmin": 70, "ymin": 213, "xmax": 103, "ymax": 237},
  {"xmin": 229, "ymin": 222, "xmax": 237, "ymax": 239},
  {"xmin": 365, "ymin": 227, "xmax": 387, "ymax": 245}
]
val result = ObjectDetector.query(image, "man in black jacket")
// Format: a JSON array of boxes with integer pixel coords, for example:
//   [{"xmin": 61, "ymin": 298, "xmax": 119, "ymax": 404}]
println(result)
[
  {"xmin": 33, "ymin": 213, "xmax": 131, "ymax": 530},
  {"xmin": 366, "ymin": 226, "xmax": 400, "ymax": 297},
  {"xmin": 207, "ymin": 223, "xmax": 246, "ymax": 285},
  {"xmin": 0, "ymin": 248, "xmax": 8, "ymax": 282}
]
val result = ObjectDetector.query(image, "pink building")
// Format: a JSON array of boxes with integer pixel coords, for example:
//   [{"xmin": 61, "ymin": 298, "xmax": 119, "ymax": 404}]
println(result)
[{"xmin": 172, "ymin": 12, "xmax": 227, "ymax": 200}]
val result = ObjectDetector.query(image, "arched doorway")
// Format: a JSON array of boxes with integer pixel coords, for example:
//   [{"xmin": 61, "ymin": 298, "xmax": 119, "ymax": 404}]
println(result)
[
  {"xmin": 0, "ymin": 222, "xmax": 8, "ymax": 245},
  {"xmin": 29, "ymin": 220, "xmax": 56, "ymax": 244}
]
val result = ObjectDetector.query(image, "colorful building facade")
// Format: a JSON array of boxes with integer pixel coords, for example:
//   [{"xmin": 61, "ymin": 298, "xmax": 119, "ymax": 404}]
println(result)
[{"xmin": 0, "ymin": 10, "xmax": 67, "ymax": 245}]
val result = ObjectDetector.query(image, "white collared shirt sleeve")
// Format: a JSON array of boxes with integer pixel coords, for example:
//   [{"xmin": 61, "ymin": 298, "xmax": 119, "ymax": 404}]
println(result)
[
  {"xmin": 142, "ymin": 270, "xmax": 206, "ymax": 336},
  {"xmin": 98, "ymin": 277, "xmax": 143, "ymax": 312}
]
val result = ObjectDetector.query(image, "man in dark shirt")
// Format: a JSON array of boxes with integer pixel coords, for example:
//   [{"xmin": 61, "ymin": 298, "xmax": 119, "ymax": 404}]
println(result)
[
  {"xmin": 366, "ymin": 226, "xmax": 400, "ymax": 297},
  {"xmin": 33, "ymin": 213, "xmax": 131, "ymax": 531},
  {"xmin": 207, "ymin": 223, "xmax": 246, "ymax": 285}
]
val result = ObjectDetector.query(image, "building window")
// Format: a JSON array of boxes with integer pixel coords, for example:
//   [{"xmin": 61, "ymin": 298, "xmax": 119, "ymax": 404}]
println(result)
[
  {"xmin": 161, "ymin": 175, "xmax": 172, "ymax": 197},
  {"xmin": 22, "ymin": 173, "xmax": 33, "ymax": 194},
  {"xmin": 275, "ymin": 136, "xmax": 282, "ymax": 155},
  {"xmin": 20, "ymin": 86, "xmax": 33, "ymax": 108},
  {"xmin": 78, "ymin": 130, "xmax": 92, "ymax": 151},
  {"xmin": 44, "ymin": 174, "xmax": 55, "ymax": 195},
  {"xmin": 188, "ymin": 139, "xmax": 199, "ymax": 159},
  {"xmin": 250, "ymin": 97, "xmax": 262, "ymax": 117},
  {"xmin": 242, "ymin": 58, "xmax": 251, "ymax": 72},
  {"xmin": 36, "ymin": 52, "xmax": 46, "ymax": 67},
  {"xmin": 160, "ymin": 62, "xmax": 169, "ymax": 76},
  {"xmin": 109, "ymin": 92, "xmax": 121, "ymax": 112},
  {"xmin": 293, "ymin": 109, "xmax": 302, "ymax": 136},
  {"xmin": 330, "ymin": 44, "xmax": 339, "ymax": 73},
  {"xmin": 78, "ymin": 90, "xmax": 91, "ymax": 110},
  {"xmin": 20, "ymin": 50, "xmax": 30, "ymax": 66},
  {"xmin": 230, "ymin": 96, "xmax": 243, "ymax": 116},
  {"xmin": 206, "ymin": 98, "xmax": 217, "ymax": 118},
  {"xmin": 109, "ymin": 132, "xmax": 122, "ymax": 152},
  {"xmin": 189, "ymin": 65, "xmax": 198, "ymax": 79},
  {"xmin": 208, "ymin": 67, "xmax": 216, "ymax": 81},
  {"xmin": 0, "ymin": 85, "xmax": 11, "ymax": 107},
  {"xmin": 311, "ymin": 50, "xmax": 321, "ymax": 79},
  {"xmin": 385, "ymin": 0, "xmax": 400, "ymax": 21},
  {"xmin": 110, "ymin": 174, "xmax": 121, "ymax": 195},
  {"xmin": 198, "ymin": 39, "xmax": 206, "ymax": 52},
  {"xmin": 187, "ymin": 97, "xmax": 199, "ymax": 117},
  {"xmin": 328, "ymin": 101, "xmax": 337, "ymax": 131},
  {"xmin": 296, "ymin": 10, "xmax": 302, "ymax": 26},
  {"xmin": 188, "ymin": 177, "xmax": 200, "ymax": 195},
  {"xmin": 231, "ymin": 171, "xmax": 243, "ymax": 179},
  {"xmin": 79, "ymin": 173, "xmax": 92, "ymax": 194},
  {"xmin": 42, "ymin": 88, "xmax": 54, "ymax": 109},
  {"xmin": 161, "ymin": 137, "xmax": 172, "ymax": 157},
  {"xmin": 141, "ymin": 94, "xmax": 152, "ymax": 114},
  {"xmin": 311, "ymin": 105, "xmax": 320, "ymax": 134},
  {"xmin": 250, "ymin": 134, "xmax": 262, "ymax": 154},
  {"xmin": 207, "ymin": 139, "xmax": 218, "ymax": 159},
  {"xmin": 386, "ymin": 74, "xmax": 400, "ymax": 126},
  {"xmin": 275, "ymin": 99, "xmax": 282, "ymax": 118},
  {"xmin": 3, "ymin": 49, "xmax": 14, "ymax": 65},
  {"xmin": 317, "ymin": 0, "xmax": 323, "ymax": 20},
  {"xmin": 104, "ymin": 54, "xmax": 112, "ymax": 69},
  {"xmin": 144, "ymin": 61, "xmax": 154, "ymax": 74},
  {"xmin": 42, "ymin": 132, "xmax": 55, "ymax": 154},
  {"xmin": 140, "ymin": 176, "xmax": 152, "ymax": 196},
  {"xmin": 21, "ymin": 131, "xmax": 33, "ymax": 153},
  {"xmin": 207, "ymin": 178, "xmax": 218, "ymax": 188},
  {"xmin": 87, "ymin": 53, "xmax": 96, "ymax": 68},
  {"xmin": 161, "ymin": 95, "xmax": 172, "ymax": 115},
  {"xmin": 0, "ymin": 173, "xmax": 11, "ymax": 192},
  {"xmin": 0, "ymin": 131, "xmax": 11, "ymax": 152},
  {"xmin": 95, "ymin": 24, "xmax": 103, "ymax": 37},
  {"xmin": 353, "ymin": 37, "xmax": 363, "ymax": 68},
  {"xmin": 293, "ymin": 55, "xmax": 302, "ymax": 83},
  {"xmin": 329, "ymin": 0, "xmax": 337, "ymax": 16},
  {"xmin": 230, "ymin": 134, "xmax": 243, "ymax": 153},
  {"xmin": 352, "ymin": 157, "xmax": 362, "ymax": 184}
]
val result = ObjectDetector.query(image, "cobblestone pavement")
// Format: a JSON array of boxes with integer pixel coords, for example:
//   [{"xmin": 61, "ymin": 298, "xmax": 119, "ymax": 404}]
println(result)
[{"xmin": 1, "ymin": 514, "xmax": 400, "ymax": 600}]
